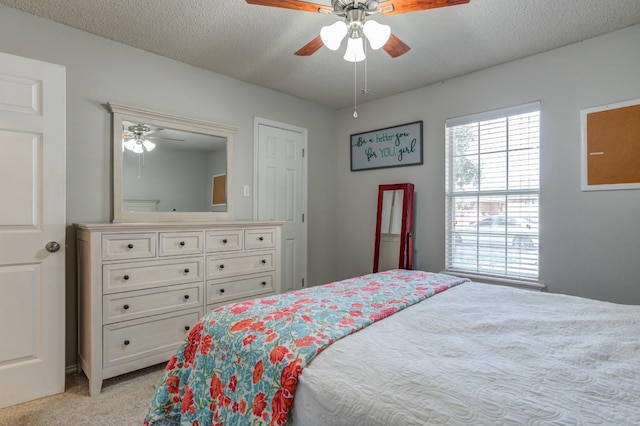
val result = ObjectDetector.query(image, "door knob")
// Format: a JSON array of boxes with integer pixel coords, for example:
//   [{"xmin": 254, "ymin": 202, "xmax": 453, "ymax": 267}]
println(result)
[{"xmin": 45, "ymin": 241, "xmax": 61, "ymax": 253}]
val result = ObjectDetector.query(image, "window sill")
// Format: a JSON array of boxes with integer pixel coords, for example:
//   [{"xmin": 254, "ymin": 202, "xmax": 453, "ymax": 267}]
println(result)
[{"xmin": 441, "ymin": 270, "xmax": 546, "ymax": 292}]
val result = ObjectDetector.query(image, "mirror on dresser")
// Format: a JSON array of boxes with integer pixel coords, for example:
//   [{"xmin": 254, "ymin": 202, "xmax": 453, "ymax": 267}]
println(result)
[{"xmin": 108, "ymin": 103, "xmax": 237, "ymax": 222}]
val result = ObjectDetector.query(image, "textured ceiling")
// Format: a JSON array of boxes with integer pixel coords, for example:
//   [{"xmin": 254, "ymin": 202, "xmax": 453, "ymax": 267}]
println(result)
[{"xmin": 1, "ymin": 0, "xmax": 640, "ymax": 109}]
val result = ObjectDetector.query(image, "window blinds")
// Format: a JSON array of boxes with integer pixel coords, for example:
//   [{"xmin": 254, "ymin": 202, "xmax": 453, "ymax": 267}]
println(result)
[{"xmin": 445, "ymin": 102, "xmax": 540, "ymax": 281}]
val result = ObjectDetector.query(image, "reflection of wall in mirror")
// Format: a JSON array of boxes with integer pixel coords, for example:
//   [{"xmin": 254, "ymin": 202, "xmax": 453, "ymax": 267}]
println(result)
[
  {"xmin": 123, "ymin": 145, "xmax": 225, "ymax": 212},
  {"xmin": 381, "ymin": 190, "xmax": 404, "ymax": 234},
  {"xmin": 378, "ymin": 233, "xmax": 401, "ymax": 272}
]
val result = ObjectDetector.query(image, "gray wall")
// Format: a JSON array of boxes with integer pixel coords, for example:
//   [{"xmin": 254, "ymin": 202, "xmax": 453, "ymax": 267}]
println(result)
[
  {"xmin": 0, "ymin": 5, "xmax": 339, "ymax": 369},
  {"xmin": 333, "ymin": 24, "xmax": 640, "ymax": 304}
]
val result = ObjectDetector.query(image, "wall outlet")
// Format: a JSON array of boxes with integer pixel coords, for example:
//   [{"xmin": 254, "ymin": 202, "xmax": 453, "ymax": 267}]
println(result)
[{"xmin": 243, "ymin": 185, "xmax": 251, "ymax": 197}]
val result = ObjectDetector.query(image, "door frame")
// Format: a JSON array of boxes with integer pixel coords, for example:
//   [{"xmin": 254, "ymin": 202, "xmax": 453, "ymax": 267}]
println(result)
[{"xmin": 253, "ymin": 117, "xmax": 308, "ymax": 290}]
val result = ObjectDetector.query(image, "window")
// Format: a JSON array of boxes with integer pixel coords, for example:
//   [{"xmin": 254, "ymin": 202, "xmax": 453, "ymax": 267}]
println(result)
[{"xmin": 445, "ymin": 102, "xmax": 540, "ymax": 281}]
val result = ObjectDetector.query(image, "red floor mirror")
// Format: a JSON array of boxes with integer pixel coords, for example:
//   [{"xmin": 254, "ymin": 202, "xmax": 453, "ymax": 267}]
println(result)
[{"xmin": 373, "ymin": 183, "xmax": 415, "ymax": 273}]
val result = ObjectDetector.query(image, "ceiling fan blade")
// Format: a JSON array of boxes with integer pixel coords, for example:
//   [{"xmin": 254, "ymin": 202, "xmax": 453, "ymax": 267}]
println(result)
[
  {"xmin": 295, "ymin": 36, "xmax": 325, "ymax": 56},
  {"xmin": 382, "ymin": 33, "xmax": 411, "ymax": 58},
  {"xmin": 147, "ymin": 136, "xmax": 185, "ymax": 142},
  {"xmin": 145, "ymin": 127, "xmax": 165, "ymax": 135},
  {"xmin": 379, "ymin": 0, "xmax": 470, "ymax": 16},
  {"xmin": 246, "ymin": 0, "xmax": 332, "ymax": 14}
]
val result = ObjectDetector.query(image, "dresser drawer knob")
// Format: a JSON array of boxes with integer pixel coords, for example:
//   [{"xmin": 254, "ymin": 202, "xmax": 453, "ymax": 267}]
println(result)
[
  {"xmin": 184, "ymin": 268, "xmax": 190, "ymax": 274},
  {"xmin": 219, "ymin": 264, "xmax": 225, "ymax": 270},
  {"xmin": 123, "ymin": 304, "xmax": 129, "ymax": 310},
  {"xmin": 184, "ymin": 326, "xmax": 190, "ymax": 331},
  {"xmin": 184, "ymin": 294, "xmax": 190, "ymax": 300},
  {"xmin": 222, "ymin": 239, "xmax": 228, "ymax": 244},
  {"xmin": 259, "ymin": 236, "xmax": 264, "ymax": 241},
  {"xmin": 261, "ymin": 281, "xmax": 267, "ymax": 286},
  {"xmin": 219, "ymin": 288, "xmax": 225, "ymax": 294},
  {"xmin": 127, "ymin": 243, "xmax": 134, "ymax": 249},
  {"xmin": 123, "ymin": 275, "xmax": 130, "ymax": 281},
  {"xmin": 261, "ymin": 259, "xmax": 267, "ymax": 264},
  {"xmin": 179, "ymin": 241, "xmax": 185, "ymax": 247},
  {"xmin": 124, "ymin": 339, "xmax": 130, "ymax": 346}
]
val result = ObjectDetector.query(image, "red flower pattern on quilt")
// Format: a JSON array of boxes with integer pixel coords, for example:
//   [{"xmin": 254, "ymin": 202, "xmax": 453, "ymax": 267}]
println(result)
[{"xmin": 145, "ymin": 270, "xmax": 468, "ymax": 425}]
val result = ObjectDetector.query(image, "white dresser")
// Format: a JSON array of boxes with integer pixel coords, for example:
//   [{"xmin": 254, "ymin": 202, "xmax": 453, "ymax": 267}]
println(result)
[{"xmin": 75, "ymin": 221, "xmax": 282, "ymax": 396}]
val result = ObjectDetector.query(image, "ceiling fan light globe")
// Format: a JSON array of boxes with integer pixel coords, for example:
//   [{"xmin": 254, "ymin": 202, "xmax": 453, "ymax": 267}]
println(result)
[
  {"xmin": 363, "ymin": 20, "xmax": 391, "ymax": 50},
  {"xmin": 123, "ymin": 139, "xmax": 137, "ymax": 151},
  {"xmin": 142, "ymin": 140, "xmax": 156, "ymax": 151},
  {"xmin": 320, "ymin": 21, "xmax": 348, "ymax": 51},
  {"xmin": 344, "ymin": 37, "xmax": 366, "ymax": 62},
  {"xmin": 132, "ymin": 143, "xmax": 144, "ymax": 154}
]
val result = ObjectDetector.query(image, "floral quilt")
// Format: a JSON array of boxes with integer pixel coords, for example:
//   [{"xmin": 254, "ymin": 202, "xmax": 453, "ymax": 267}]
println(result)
[{"xmin": 144, "ymin": 269, "xmax": 469, "ymax": 426}]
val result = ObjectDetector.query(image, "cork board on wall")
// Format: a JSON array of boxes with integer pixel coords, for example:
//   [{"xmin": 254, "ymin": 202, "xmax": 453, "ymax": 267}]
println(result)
[{"xmin": 581, "ymin": 99, "xmax": 640, "ymax": 191}]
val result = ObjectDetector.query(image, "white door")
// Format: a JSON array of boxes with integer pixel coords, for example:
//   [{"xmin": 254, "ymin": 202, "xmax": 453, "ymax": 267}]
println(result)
[
  {"xmin": 0, "ymin": 52, "xmax": 66, "ymax": 408},
  {"xmin": 254, "ymin": 118, "xmax": 307, "ymax": 293}
]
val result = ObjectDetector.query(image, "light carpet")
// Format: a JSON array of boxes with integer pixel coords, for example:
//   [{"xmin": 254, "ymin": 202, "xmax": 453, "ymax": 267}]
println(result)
[{"xmin": 0, "ymin": 363, "xmax": 166, "ymax": 426}]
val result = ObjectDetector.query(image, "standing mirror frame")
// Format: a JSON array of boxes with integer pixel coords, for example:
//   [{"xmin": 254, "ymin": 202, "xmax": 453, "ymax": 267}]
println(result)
[
  {"xmin": 108, "ymin": 103, "xmax": 237, "ymax": 223},
  {"xmin": 373, "ymin": 183, "xmax": 415, "ymax": 273}
]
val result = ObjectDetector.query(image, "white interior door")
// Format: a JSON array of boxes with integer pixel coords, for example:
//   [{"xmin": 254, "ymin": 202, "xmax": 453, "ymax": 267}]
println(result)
[
  {"xmin": 0, "ymin": 51, "xmax": 66, "ymax": 408},
  {"xmin": 255, "ymin": 118, "xmax": 307, "ymax": 293}
]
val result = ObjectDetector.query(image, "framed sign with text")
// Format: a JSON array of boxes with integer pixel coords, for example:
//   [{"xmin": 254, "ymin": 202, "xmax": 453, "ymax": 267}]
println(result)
[{"xmin": 350, "ymin": 121, "xmax": 423, "ymax": 171}]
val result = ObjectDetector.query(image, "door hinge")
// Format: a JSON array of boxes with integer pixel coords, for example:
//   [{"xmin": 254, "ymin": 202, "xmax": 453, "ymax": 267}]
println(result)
[
  {"xmin": 302, "ymin": 213, "xmax": 305, "ymax": 222},
  {"xmin": 302, "ymin": 148, "xmax": 305, "ymax": 157},
  {"xmin": 302, "ymin": 278, "xmax": 305, "ymax": 287}
]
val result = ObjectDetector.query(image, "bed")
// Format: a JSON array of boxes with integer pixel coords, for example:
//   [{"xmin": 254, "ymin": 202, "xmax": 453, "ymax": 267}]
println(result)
[{"xmin": 144, "ymin": 269, "xmax": 640, "ymax": 425}]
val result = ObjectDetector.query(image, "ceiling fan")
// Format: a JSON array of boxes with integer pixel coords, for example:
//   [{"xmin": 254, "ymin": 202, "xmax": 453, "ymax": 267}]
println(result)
[
  {"xmin": 122, "ymin": 124, "xmax": 183, "ymax": 153},
  {"xmin": 246, "ymin": 0, "xmax": 470, "ymax": 60}
]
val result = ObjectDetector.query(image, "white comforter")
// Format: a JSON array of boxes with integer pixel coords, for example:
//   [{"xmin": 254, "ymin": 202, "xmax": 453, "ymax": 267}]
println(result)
[{"xmin": 290, "ymin": 282, "xmax": 640, "ymax": 425}]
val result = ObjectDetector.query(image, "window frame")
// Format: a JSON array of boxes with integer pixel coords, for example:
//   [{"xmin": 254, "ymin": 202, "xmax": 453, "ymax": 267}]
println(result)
[{"xmin": 444, "ymin": 102, "xmax": 541, "ymax": 283}]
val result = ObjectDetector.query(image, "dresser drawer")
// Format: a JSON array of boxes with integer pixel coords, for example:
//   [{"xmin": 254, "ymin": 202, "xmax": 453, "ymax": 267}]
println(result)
[
  {"xmin": 102, "ymin": 233, "xmax": 156, "ymax": 261},
  {"xmin": 103, "ymin": 282, "xmax": 203, "ymax": 324},
  {"xmin": 103, "ymin": 308, "xmax": 202, "ymax": 369},
  {"xmin": 103, "ymin": 257, "xmax": 203, "ymax": 294},
  {"xmin": 159, "ymin": 231, "xmax": 204, "ymax": 257},
  {"xmin": 244, "ymin": 227, "xmax": 276, "ymax": 250},
  {"xmin": 206, "ymin": 272, "xmax": 275, "ymax": 306},
  {"xmin": 206, "ymin": 250, "xmax": 274, "ymax": 280},
  {"xmin": 205, "ymin": 229, "xmax": 243, "ymax": 253}
]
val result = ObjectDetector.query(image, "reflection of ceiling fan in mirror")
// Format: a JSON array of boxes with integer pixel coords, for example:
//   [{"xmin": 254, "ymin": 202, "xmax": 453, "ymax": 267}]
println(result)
[
  {"xmin": 122, "ymin": 124, "xmax": 184, "ymax": 153},
  {"xmin": 246, "ymin": 0, "xmax": 470, "ymax": 61}
]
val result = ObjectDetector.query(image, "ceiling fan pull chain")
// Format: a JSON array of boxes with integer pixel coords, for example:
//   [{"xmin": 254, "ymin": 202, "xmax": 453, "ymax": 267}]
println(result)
[
  {"xmin": 363, "ymin": 41, "xmax": 369, "ymax": 95},
  {"xmin": 353, "ymin": 59, "xmax": 358, "ymax": 118}
]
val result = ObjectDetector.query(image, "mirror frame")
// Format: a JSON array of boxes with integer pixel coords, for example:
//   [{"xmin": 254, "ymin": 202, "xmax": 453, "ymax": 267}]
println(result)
[
  {"xmin": 373, "ymin": 183, "xmax": 415, "ymax": 272},
  {"xmin": 108, "ymin": 103, "xmax": 237, "ymax": 223}
]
